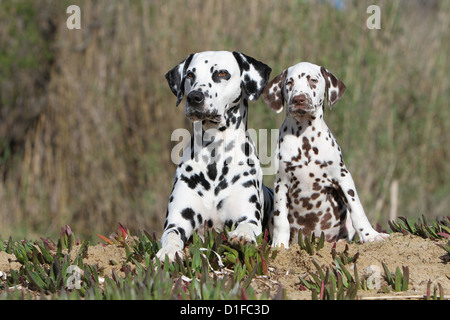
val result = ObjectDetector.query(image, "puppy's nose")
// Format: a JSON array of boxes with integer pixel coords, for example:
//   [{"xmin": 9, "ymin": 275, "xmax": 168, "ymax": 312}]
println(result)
[
  {"xmin": 187, "ymin": 91, "xmax": 205, "ymax": 108},
  {"xmin": 292, "ymin": 94, "xmax": 307, "ymax": 105}
]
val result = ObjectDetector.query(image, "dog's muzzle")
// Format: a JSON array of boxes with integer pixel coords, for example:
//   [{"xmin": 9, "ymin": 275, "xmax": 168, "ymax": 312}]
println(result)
[
  {"xmin": 187, "ymin": 90, "xmax": 205, "ymax": 108},
  {"xmin": 185, "ymin": 90, "xmax": 221, "ymax": 122}
]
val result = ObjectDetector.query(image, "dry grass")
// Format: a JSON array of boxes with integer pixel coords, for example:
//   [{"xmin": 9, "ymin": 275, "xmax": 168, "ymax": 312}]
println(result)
[{"xmin": 0, "ymin": 0, "xmax": 448, "ymax": 238}]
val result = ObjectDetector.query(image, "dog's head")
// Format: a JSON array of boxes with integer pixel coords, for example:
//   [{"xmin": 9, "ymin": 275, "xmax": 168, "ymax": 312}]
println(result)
[
  {"xmin": 262, "ymin": 62, "xmax": 346, "ymax": 118},
  {"xmin": 166, "ymin": 51, "xmax": 271, "ymax": 123}
]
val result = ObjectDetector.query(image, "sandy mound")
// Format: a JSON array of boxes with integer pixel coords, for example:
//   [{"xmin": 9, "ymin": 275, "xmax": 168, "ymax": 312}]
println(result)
[
  {"xmin": 1, "ymin": 233, "xmax": 448, "ymax": 299},
  {"xmin": 269, "ymin": 233, "xmax": 449, "ymax": 299}
]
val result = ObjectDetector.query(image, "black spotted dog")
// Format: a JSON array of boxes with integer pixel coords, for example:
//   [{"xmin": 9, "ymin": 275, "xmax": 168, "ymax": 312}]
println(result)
[
  {"xmin": 263, "ymin": 62, "xmax": 389, "ymax": 248},
  {"xmin": 157, "ymin": 51, "xmax": 274, "ymax": 261}
]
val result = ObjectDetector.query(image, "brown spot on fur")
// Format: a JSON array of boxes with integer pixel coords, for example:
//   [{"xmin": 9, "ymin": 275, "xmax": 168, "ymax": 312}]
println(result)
[
  {"xmin": 320, "ymin": 212, "xmax": 332, "ymax": 230},
  {"xmin": 312, "ymin": 182, "xmax": 321, "ymax": 191},
  {"xmin": 311, "ymin": 193, "xmax": 320, "ymax": 200},
  {"xmin": 297, "ymin": 212, "xmax": 319, "ymax": 235},
  {"xmin": 299, "ymin": 197, "xmax": 313, "ymax": 210},
  {"xmin": 291, "ymin": 148, "xmax": 302, "ymax": 161}
]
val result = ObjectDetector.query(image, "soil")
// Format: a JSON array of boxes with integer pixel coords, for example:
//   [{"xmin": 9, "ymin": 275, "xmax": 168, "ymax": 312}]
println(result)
[
  {"xmin": 266, "ymin": 233, "xmax": 450, "ymax": 299},
  {"xmin": 1, "ymin": 233, "xmax": 449, "ymax": 300}
]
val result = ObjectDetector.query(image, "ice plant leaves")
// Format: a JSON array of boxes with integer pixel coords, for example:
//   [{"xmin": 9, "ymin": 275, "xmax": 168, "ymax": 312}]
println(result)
[{"xmin": 389, "ymin": 216, "xmax": 450, "ymax": 240}]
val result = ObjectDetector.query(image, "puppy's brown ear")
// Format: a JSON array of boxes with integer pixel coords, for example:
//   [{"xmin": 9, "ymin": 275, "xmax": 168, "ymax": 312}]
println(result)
[
  {"xmin": 320, "ymin": 67, "xmax": 346, "ymax": 109},
  {"xmin": 262, "ymin": 69, "xmax": 287, "ymax": 113}
]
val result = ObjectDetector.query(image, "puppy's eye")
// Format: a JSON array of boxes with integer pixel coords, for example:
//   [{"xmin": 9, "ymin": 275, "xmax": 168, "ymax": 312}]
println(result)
[
  {"xmin": 311, "ymin": 78, "xmax": 318, "ymax": 83},
  {"xmin": 285, "ymin": 80, "xmax": 293, "ymax": 86},
  {"xmin": 186, "ymin": 71, "xmax": 195, "ymax": 79}
]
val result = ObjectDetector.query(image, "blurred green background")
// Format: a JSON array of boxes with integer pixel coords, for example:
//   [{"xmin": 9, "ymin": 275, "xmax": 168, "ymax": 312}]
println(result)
[{"xmin": 0, "ymin": 0, "xmax": 448, "ymax": 239}]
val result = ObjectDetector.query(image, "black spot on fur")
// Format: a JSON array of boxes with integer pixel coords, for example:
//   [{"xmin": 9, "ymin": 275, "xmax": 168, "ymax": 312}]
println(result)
[
  {"xmin": 180, "ymin": 172, "xmax": 211, "ymax": 191},
  {"xmin": 231, "ymin": 174, "xmax": 240, "ymax": 184},
  {"xmin": 216, "ymin": 199, "xmax": 224, "ymax": 210},
  {"xmin": 214, "ymin": 179, "xmax": 228, "ymax": 195},
  {"xmin": 177, "ymin": 227, "xmax": 187, "ymax": 243},
  {"xmin": 207, "ymin": 163, "xmax": 217, "ymax": 181},
  {"xmin": 242, "ymin": 180, "xmax": 255, "ymax": 188},
  {"xmin": 225, "ymin": 219, "xmax": 234, "ymax": 229},
  {"xmin": 181, "ymin": 208, "xmax": 196, "ymax": 229}
]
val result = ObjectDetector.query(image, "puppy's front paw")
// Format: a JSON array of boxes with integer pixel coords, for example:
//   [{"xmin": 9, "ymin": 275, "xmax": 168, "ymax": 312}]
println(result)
[
  {"xmin": 271, "ymin": 226, "xmax": 290, "ymax": 249},
  {"xmin": 360, "ymin": 230, "xmax": 389, "ymax": 243},
  {"xmin": 271, "ymin": 235, "xmax": 290, "ymax": 249}
]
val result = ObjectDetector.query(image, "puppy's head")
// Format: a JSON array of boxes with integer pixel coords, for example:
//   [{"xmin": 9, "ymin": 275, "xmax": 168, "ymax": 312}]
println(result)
[
  {"xmin": 166, "ymin": 51, "xmax": 271, "ymax": 123},
  {"xmin": 263, "ymin": 62, "xmax": 345, "ymax": 118}
]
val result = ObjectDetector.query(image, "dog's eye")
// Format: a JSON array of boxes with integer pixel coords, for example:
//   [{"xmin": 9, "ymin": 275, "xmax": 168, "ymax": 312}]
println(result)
[
  {"xmin": 212, "ymin": 70, "xmax": 231, "ymax": 82},
  {"xmin": 311, "ymin": 78, "xmax": 318, "ymax": 83},
  {"xmin": 186, "ymin": 71, "xmax": 195, "ymax": 79},
  {"xmin": 218, "ymin": 70, "xmax": 229, "ymax": 78}
]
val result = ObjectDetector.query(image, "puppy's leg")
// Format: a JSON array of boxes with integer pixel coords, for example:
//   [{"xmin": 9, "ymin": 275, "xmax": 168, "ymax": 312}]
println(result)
[
  {"xmin": 338, "ymin": 172, "xmax": 389, "ymax": 242},
  {"xmin": 272, "ymin": 177, "xmax": 291, "ymax": 248}
]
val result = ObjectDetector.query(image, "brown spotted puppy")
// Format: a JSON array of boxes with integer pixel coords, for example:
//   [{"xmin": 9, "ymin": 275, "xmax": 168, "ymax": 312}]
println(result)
[{"xmin": 263, "ymin": 62, "xmax": 389, "ymax": 248}]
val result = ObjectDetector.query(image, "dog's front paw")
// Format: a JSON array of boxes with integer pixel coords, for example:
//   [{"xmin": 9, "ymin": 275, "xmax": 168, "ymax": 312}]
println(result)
[
  {"xmin": 156, "ymin": 246, "xmax": 184, "ymax": 262},
  {"xmin": 228, "ymin": 223, "xmax": 257, "ymax": 245},
  {"xmin": 156, "ymin": 232, "xmax": 184, "ymax": 262},
  {"xmin": 359, "ymin": 230, "xmax": 389, "ymax": 243}
]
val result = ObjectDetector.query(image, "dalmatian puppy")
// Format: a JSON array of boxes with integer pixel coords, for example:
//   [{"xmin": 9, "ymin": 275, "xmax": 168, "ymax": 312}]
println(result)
[
  {"xmin": 263, "ymin": 62, "xmax": 389, "ymax": 248},
  {"xmin": 157, "ymin": 51, "xmax": 273, "ymax": 261}
]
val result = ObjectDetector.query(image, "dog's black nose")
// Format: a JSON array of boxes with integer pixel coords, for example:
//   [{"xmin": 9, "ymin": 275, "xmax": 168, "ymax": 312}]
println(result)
[{"xmin": 187, "ymin": 91, "xmax": 205, "ymax": 108}]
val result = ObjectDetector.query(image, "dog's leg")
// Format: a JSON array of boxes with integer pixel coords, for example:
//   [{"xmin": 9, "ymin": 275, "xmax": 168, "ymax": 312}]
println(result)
[
  {"xmin": 222, "ymin": 186, "xmax": 264, "ymax": 245},
  {"xmin": 156, "ymin": 186, "xmax": 206, "ymax": 262}
]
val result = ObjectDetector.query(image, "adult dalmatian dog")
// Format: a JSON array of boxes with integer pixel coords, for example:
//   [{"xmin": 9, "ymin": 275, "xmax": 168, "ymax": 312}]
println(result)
[
  {"xmin": 157, "ymin": 51, "xmax": 274, "ymax": 261},
  {"xmin": 262, "ymin": 62, "xmax": 389, "ymax": 248}
]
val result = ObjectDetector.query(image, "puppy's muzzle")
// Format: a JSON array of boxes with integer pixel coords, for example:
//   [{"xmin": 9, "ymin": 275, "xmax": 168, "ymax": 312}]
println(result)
[{"xmin": 289, "ymin": 93, "xmax": 314, "ymax": 115}]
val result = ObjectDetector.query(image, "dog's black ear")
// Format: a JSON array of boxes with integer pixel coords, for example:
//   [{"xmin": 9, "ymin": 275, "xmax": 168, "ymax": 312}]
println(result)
[
  {"xmin": 165, "ymin": 53, "xmax": 194, "ymax": 106},
  {"xmin": 262, "ymin": 69, "xmax": 287, "ymax": 113},
  {"xmin": 232, "ymin": 52, "xmax": 271, "ymax": 101},
  {"xmin": 320, "ymin": 66, "xmax": 346, "ymax": 109}
]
